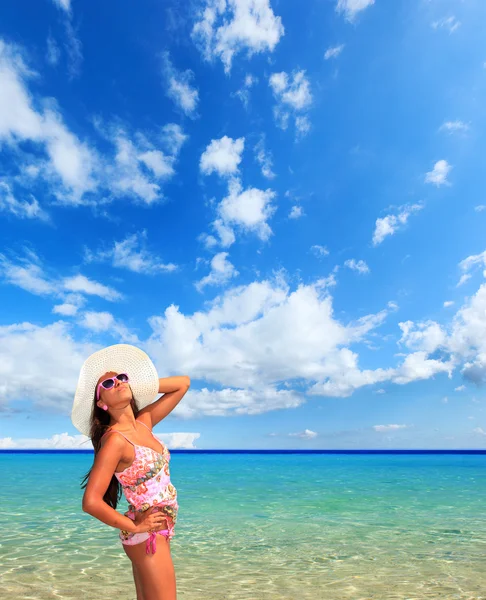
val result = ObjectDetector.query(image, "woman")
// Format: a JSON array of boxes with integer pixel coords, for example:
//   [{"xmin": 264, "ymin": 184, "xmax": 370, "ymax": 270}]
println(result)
[{"xmin": 72, "ymin": 343, "xmax": 190, "ymax": 600}]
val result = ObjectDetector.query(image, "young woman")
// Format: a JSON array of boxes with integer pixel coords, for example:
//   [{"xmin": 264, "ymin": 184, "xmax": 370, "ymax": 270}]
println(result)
[{"xmin": 72, "ymin": 344, "xmax": 190, "ymax": 600}]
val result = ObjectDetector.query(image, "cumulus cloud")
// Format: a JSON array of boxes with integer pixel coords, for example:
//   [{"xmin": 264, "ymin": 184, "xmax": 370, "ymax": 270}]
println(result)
[
  {"xmin": 289, "ymin": 205, "xmax": 304, "ymax": 219},
  {"xmin": 161, "ymin": 52, "xmax": 199, "ymax": 118},
  {"xmin": 324, "ymin": 44, "xmax": 344, "ymax": 59},
  {"xmin": 6, "ymin": 261, "xmax": 486, "ymax": 417},
  {"xmin": 398, "ymin": 320, "xmax": 447, "ymax": 355},
  {"xmin": 425, "ymin": 160, "xmax": 451, "ymax": 186},
  {"xmin": 344, "ymin": 259, "xmax": 369, "ymax": 274},
  {"xmin": 195, "ymin": 252, "xmax": 239, "ymax": 291},
  {"xmin": 372, "ymin": 203, "xmax": 423, "ymax": 246},
  {"xmin": 216, "ymin": 177, "xmax": 277, "ymax": 242},
  {"xmin": 336, "ymin": 0, "xmax": 375, "ymax": 22},
  {"xmin": 269, "ymin": 70, "xmax": 312, "ymax": 138},
  {"xmin": 85, "ymin": 232, "xmax": 177, "ymax": 275},
  {"xmin": 200, "ymin": 136, "xmax": 245, "ymax": 177},
  {"xmin": 78, "ymin": 311, "xmax": 139, "ymax": 343},
  {"xmin": 192, "ymin": 0, "xmax": 284, "ymax": 73}
]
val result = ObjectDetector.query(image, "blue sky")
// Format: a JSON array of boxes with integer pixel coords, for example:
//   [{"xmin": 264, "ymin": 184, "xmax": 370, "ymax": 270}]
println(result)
[{"xmin": 1, "ymin": 0, "xmax": 486, "ymax": 449}]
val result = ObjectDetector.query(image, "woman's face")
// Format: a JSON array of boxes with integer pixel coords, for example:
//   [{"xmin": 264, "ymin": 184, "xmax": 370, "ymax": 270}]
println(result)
[{"xmin": 96, "ymin": 371, "xmax": 132, "ymax": 410}]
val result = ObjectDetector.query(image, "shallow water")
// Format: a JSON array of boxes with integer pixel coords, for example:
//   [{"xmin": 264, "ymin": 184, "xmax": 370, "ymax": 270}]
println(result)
[{"xmin": 0, "ymin": 453, "xmax": 485, "ymax": 599}]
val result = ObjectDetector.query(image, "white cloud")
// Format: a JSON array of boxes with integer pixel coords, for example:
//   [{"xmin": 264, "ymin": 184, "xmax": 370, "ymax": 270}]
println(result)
[
  {"xmin": 63, "ymin": 274, "xmax": 123, "ymax": 301},
  {"xmin": 425, "ymin": 159, "xmax": 451, "ymax": 186},
  {"xmin": 398, "ymin": 320, "xmax": 447, "ymax": 355},
  {"xmin": 473, "ymin": 427, "xmax": 486, "ymax": 436},
  {"xmin": 211, "ymin": 218, "xmax": 237, "ymax": 248},
  {"xmin": 78, "ymin": 311, "xmax": 138, "ymax": 343},
  {"xmin": 52, "ymin": 302, "xmax": 80, "ymax": 316},
  {"xmin": 372, "ymin": 203, "xmax": 423, "ymax": 246},
  {"xmin": 336, "ymin": 0, "xmax": 375, "ymax": 22},
  {"xmin": 289, "ymin": 205, "xmax": 304, "ymax": 219},
  {"xmin": 455, "ymin": 385, "xmax": 466, "ymax": 392},
  {"xmin": 324, "ymin": 44, "xmax": 344, "ymax": 60},
  {"xmin": 161, "ymin": 123, "xmax": 188, "ymax": 156},
  {"xmin": 234, "ymin": 73, "xmax": 257, "ymax": 107},
  {"xmin": 216, "ymin": 177, "xmax": 276, "ymax": 242},
  {"xmin": 161, "ymin": 52, "xmax": 199, "ymax": 118},
  {"xmin": 444, "ymin": 301, "xmax": 454, "ymax": 308},
  {"xmin": 85, "ymin": 232, "xmax": 177, "ymax": 275},
  {"xmin": 171, "ymin": 386, "xmax": 304, "ymax": 418},
  {"xmin": 269, "ymin": 70, "xmax": 312, "ymax": 110},
  {"xmin": 0, "ymin": 40, "xmax": 186, "ymax": 209},
  {"xmin": 0, "ymin": 321, "xmax": 97, "ymax": 413},
  {"xmin": 0, "ymin": 251, "xmax": 55, "ymax": 295},
  {"xmin": 200, "ymin": 136, "xmax": 245, "ymax": 177},
  {"xmin": 373, "ymin": 424, "xmax": 408, "ymax": 432},
  {"xmin": 289, "ymin": 429, "xmax": 317, "ymax": 439},
  {"xmin": 195, "ymin": 252, "xmax": 239, "ymax": 291},
  {"xmin": 192, "ymin": 0, "xmax": 284, "ymax": 73},
  {"xmin": 0, "ymin": 431, "xmax": 200, "ymax": 449},
  {"xmin": 475, "ymin": 205, "xmax": 486, "ymax": 213},
  {"xmin": 0, "ymin": 181, "xmax": 49, "ymax": 221},
  {"xmin": 439, "ymin": 120, "xmax": 469, "ymax": 134},
  {"xmin": 311, "ymin": 245, "xmax": 330, "ymax": 258},
  {"xmin": 146, "ymin": 276, "xmax": 398, "ymax": 400},
  {"xmin": 63, "ymin": 16, "xmax": 83, "ymax": 79},
  {"xmin": 269, "ymin": 70, "xmax": 312, "ymax": 138},
  {"xmin": 7, "ymin": 267, "xmax": 486, "ymax": 418},
  {"xmin": 52, "ymin": 0, "xmax": 71, "ymax": 12},
  {"xmin": 254, "ymin": 137, "xmax": 275, "ymax": 179},
  {"xmin": 0, "ymin": 41, "xmax": 95, "ymax": 203},
  {"xmin": 457, "ymin": 250, "xmax": 486, "ymax": 287},
  {"xmin": 432, "ymin": 16, "xmax": 461, "ymax": 33},
  {"xmin": 344, "ymin": 259, "xmax": 370, "ymax": 274}
]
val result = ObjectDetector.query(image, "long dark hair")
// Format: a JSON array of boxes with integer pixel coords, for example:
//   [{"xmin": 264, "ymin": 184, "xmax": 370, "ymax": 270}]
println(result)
[{"xmin": 80, "ymin": 387, "xmax": 140, "ymax": 509}]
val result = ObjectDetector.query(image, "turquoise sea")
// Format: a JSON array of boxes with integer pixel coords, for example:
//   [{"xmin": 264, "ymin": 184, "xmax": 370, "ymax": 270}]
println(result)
[{"xmin": 0, "ymin": 452, "xmax": 485, "ymax": 600}]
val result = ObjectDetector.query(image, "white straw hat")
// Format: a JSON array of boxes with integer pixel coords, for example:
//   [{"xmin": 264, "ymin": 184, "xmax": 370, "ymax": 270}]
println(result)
[{"xmin": 72, "ymin": 344, "xmax": 159, "ymax": 437}]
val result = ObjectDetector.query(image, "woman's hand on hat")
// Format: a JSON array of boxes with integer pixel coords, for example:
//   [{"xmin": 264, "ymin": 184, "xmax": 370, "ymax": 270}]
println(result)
[{"xmin": 133, "ymin": 507, "xmax": 168, "ymax": 534}]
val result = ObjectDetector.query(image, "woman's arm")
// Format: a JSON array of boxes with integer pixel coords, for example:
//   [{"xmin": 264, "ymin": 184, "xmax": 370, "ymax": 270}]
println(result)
[
  {"xmin": 138, "ymin": 375, "xmax": 190, "ymax": 427},
  {"xmin": 82, "ymin": 434, "xmax": 138, "ymax": 532}
]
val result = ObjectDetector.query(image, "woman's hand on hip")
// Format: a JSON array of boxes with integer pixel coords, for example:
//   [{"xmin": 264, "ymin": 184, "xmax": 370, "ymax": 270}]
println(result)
[{"xmin": 133, "ymin": 507, "xmax": 168, "ymax": 534}]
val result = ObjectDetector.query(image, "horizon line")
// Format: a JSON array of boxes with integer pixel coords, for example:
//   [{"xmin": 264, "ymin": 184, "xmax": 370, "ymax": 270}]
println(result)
[{"xmin": 1, "ymin": 448, "xmax": 485, "ymax": 454}]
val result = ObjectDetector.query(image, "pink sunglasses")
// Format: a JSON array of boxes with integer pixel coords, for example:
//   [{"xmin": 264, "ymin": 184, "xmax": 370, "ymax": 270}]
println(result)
[{"xmin": 96, "ymin": 373, "xmax": 129, "ymax": 400}]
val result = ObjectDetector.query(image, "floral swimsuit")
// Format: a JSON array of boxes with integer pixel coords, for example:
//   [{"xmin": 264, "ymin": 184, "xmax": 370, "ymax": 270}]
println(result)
[{"xmin": 102, "ymin": 420, "xmax": 178, "ymax": 554}]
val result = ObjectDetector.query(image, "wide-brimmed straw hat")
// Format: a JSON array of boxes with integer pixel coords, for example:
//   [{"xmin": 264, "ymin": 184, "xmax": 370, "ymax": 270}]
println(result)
[{"xmin": 72, "ymin": 344, "xmax": 159, "ymax": 437}]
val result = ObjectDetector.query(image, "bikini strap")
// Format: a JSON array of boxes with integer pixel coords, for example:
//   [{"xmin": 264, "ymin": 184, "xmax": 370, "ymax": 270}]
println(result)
[{"xmin": 101, "ymin": 428, "xmax": 135, "ymax": 446}]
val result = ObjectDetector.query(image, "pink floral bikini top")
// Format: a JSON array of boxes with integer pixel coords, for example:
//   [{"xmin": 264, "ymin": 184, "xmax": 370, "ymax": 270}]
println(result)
[{"xmin": 102, "ymin": 420, "xmax": 178, "ymax": 514}]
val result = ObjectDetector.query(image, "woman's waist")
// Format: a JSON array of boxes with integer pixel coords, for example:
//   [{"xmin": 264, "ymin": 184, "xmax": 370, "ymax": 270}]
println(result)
[{"xmin": 126, "ymin": 499, "xmax": 179, "ymax": 515}]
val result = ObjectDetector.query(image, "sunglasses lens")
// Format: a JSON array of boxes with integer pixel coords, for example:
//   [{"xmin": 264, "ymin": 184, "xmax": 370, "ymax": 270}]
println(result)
[
  {"xmin": 101, "ymin": 379, "xmax": 115, "ymax": 390},
  {"xmin": 117, "ymin": 374, "xmax": 129, "ymax": 382}
]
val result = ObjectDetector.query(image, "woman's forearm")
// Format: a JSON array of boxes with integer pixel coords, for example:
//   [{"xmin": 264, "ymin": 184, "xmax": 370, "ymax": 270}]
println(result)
[
  {"xmin": 158, "ymin": 375, "xmax": 190, "ymax": 394},
  {"xmin": 83, "ymin": 499, "xmax": 137, "ymax": 532}
]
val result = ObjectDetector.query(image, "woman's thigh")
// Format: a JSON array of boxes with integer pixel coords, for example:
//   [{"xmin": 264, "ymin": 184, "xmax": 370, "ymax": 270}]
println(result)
[{"xmin": 123, "ymin": 537, "xmax": 176, "ymax": 600}]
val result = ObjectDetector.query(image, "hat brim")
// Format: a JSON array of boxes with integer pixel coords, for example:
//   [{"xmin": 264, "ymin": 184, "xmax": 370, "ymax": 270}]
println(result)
[{"xmin": 72, "ymin": 344, "xmax": 159, "ymax": 437}]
